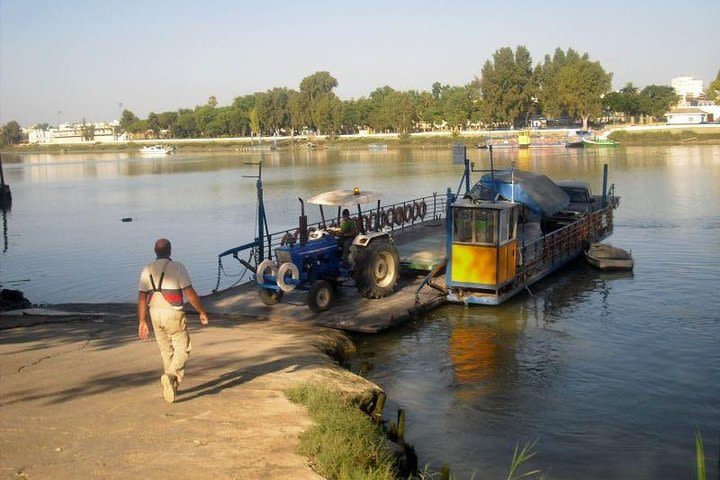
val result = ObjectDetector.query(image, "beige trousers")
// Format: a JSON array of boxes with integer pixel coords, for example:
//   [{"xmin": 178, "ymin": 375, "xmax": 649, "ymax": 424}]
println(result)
[{"xmin": 149, "ymin": 296, "xmax": 191, "ymax": 383}]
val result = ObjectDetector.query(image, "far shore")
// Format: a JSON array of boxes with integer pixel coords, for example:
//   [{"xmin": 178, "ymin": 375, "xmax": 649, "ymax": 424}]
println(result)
[{"xmin": 3, "ymin": 124, "xmax": 720, "ymax": 154}]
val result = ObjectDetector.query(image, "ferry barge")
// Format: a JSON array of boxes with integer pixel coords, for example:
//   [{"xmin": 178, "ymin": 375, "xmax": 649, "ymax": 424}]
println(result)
[
  {"xmin": 443, "ymin": 150, "xmax": 619, "ymax": 305},
  {"xmin": 208, "ymin": 148, "xmax": 621, "ymax": 331}
]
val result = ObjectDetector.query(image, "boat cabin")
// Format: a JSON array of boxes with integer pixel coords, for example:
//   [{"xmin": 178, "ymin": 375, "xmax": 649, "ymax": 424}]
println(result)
[{"xmin": 447, "ymin": 198, "xmax": 520, "ymax": 295}]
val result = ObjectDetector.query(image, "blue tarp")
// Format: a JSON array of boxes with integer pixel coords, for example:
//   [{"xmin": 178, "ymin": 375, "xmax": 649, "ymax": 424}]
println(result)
[{"xmin": 469, "ymin": 169, "xmax": 570, "ymax": 217}]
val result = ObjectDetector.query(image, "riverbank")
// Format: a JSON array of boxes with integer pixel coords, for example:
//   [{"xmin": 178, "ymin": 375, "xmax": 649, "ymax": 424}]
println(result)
[
  {"xmin": 0, "ymin": 303, "xmax": 387, "ymax": 479},
  {"xmin": 4, "ymin": 124, "xmax": 719, "ymax": 154},
  {"xmin": 607, "ymin": 126, "xmax": 720, "ymax": 145}
]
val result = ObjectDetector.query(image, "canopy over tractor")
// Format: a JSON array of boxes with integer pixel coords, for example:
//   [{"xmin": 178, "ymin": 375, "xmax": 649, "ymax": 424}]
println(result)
[{"xmin": 307, "ymin": 189, "xmax": 383, "ymax": 207}]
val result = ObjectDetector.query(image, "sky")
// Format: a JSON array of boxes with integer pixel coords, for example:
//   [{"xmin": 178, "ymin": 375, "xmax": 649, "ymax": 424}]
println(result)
[{"xmin": 1, "ymin": 0, "xmax": 718, "ymax": 126}]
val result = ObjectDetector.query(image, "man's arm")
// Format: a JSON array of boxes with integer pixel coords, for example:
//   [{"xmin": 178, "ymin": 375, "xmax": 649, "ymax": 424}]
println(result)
[
  {"xmin": 138, "ymin": 291, "xmax": 150, "ymax": 339},
  {"xmin": 183, "ymin": 286, "xmax": 209, "ymax": 325}
]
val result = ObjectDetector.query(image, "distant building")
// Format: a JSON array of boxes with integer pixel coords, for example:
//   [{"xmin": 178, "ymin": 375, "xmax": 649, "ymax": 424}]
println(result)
[
  {"xmin": 26, "ymin": 122, "xmax": 127, "ymax": 144},
  {"xmin": 527, "ymin": 115, "xmax": 547, "ymax": 128},
  {"xmin": 665, "ymin": 107, "xmax": 708, "ymax": 124},
  {"xmin": 671, "ymin": 76, "xmax": 704, "ymax": 104},
  {"xmin": 697, "ymin": 105, "xmax": 720, "ymax": 123}
]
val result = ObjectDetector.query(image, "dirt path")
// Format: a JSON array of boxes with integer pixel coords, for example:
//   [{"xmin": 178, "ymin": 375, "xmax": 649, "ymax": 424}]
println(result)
[{"xmin": 0, "ymin": 306, "xmax": 379, "ymax": 479}]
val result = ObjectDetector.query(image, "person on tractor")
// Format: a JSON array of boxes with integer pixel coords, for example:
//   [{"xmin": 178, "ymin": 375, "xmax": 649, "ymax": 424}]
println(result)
[
  {"xmin": 339, "ymin": 208, "xmax": 357, "ymax": 237},
  {"xmin": 333, "ymin": 208, "xmax": 357, "ymax": 262}
]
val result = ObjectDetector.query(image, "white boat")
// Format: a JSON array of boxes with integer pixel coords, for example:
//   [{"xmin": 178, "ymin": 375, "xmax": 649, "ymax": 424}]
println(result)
[{"xmin": 139, "ymin": 145, "xmax": 174, "ymax": 155}]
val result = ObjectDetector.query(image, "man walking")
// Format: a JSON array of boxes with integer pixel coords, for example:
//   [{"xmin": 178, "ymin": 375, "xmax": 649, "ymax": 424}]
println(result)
[{"xmin": 138, "ymin": 238, "xmax": 209, "ymax": 403}]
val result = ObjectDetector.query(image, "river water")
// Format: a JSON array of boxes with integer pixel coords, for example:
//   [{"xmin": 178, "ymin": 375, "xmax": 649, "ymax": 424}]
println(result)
[{"xmin": 2, "ymin": 145, "xmax": 719, "ymax": 478}]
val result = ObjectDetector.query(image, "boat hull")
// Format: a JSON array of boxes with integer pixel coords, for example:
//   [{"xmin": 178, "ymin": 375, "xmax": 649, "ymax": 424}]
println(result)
[
  {"xmin": 139, "ymin": 145, "xmax": 174, "ymax": 155},
  {"xmin": 586, "ymin": 243, "xmax": 634, "ymax": 271},
  {"xmin": 582, "ymin": 137, "xmax": 619, "ymax": 146}
]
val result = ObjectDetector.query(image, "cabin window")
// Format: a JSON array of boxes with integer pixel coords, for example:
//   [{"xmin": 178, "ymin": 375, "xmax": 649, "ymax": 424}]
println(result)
[
  {"xmin": 498, "ymin": 208, "xmax": 517, "ymax": 243},
  {"xmin": 453, "ymin": 209, "xmax": 473, "ymax": 242},
  {"xmin": 499, "ymin": 210, "xmax": 509, "ymax": 243},
  {"xmin": 454, "ymin": 208, "xmax": 497, "ymax": 244},
  {"xmin": 562, "ymin": 187, "xmax": 591, "ymax": 203},
  {"xmin": 474, "ymin": 210, "xmax": 496, "ymax": 244}
]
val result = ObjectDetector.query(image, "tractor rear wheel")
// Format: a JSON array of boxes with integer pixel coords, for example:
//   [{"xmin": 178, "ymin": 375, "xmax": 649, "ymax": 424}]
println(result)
[
  {"xmin": 352, "ymin": 239, "xmax": 400, "ymax": 298},
  {"xmin": 257, "ymin": 286, "xmax": 284, "ymax": 305},
  {"xmin": 307, "ymin": 280, "xmax": 333, "ymax": 313}
]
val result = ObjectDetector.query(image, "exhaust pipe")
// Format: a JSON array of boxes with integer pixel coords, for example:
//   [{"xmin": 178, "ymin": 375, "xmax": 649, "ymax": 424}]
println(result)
[{"xmin": 298, "ymin": 198, "xmax": 308, "ymax": 246}]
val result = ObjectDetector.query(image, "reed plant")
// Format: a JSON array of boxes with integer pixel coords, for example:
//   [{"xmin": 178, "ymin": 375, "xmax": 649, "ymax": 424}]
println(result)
[
  {"xmin": 697, "ymin": 433, "xmax": 707, "ymax": 480},
  {"xmin": 506, "ymin": 440, "xmax": 543, "ymax": 480},
  {"xmin": 695, "ymin": 432, "xmax": 720, "ymax": 480}
]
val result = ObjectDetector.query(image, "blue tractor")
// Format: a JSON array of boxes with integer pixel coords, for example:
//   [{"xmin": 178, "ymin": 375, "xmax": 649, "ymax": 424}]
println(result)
[{"xmin": 255, "ymin": 189, "xmax": 400, "ymax": 312}]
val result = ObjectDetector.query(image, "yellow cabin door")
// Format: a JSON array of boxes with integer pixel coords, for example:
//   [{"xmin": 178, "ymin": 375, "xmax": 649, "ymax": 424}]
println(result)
[
  {"xmin": 498, "ymin": 240, "xmax": 517, "ymax": 284},
  {"xmin": 451, "ymin": 244, "xmax": 497, "ymax": 286}
]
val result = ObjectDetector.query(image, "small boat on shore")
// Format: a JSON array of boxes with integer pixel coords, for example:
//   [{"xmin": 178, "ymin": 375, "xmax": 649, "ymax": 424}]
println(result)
[
  {"xmin": 139, "ymin": 145, "xmax": 174, "ymax": 155},
  {"xmin": 582, "ymin": 137, "xmax": 619, "ymax": 147},
  {"xmin": 586, "ymin": 243, "xmax": 634, "ymax": 271}
]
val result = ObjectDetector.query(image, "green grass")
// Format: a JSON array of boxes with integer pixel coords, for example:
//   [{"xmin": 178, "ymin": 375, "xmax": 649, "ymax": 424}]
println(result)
[
  {"xmin": 286, "ymin": 384, "xmax": 397, "ymax": 480},
  {"xmin": 610, "ymin": 128, "xmax": 720, "ymax": 145},
  {"xmin": 286, "ymin": 383, "xmax": 547, "ymax": 480}
]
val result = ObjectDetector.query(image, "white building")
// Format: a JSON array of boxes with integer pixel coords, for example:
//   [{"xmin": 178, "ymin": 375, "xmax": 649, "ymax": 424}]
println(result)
[
  {"xmin": 671, "ymin": 76, "xmax": 704, "ymax": 104},
  {"xmin": 26, "ymin": 122, "xmax": 127, "ymax": 144},
  {"xmin": 665, "ymin": 107, "xmax": 707, "ymax": 124}
]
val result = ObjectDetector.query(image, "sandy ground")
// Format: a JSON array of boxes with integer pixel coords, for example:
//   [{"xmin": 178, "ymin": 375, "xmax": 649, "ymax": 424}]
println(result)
[{"xmin": 0, "ymin": 305, "xmax": 380, "ymax": 480}]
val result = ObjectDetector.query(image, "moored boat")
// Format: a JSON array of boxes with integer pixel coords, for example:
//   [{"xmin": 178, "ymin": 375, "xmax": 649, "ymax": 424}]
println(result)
[
  {"xmin": 565, "ymin": 139, "xmax": 584, "ymax": 148},
  {"xmin": 586, "ymin": 243, "xmax": 633, "ymax": 271},
  {"xmin": 139, "ymin": 145, "xmax": 174, "ymax": 155}
]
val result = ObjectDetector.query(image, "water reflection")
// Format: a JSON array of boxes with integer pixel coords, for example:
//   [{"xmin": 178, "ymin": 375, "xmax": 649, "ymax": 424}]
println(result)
[
  {"xmin": 433, "ymin": 263, "xmax": 623, "ymax": 401},
  {"xmin": 447, "ymin": 315, "xmax": 518, "ymax": 398}
]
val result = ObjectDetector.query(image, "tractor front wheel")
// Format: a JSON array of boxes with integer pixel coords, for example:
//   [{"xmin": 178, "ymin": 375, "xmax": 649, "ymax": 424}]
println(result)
[
  {"xmin": 307, "ymin": 280, "xmax": 333, "ymax": 313},
  {"xmin": 352, "ymin": 239, "xmax": 400, "ymax": 298}
]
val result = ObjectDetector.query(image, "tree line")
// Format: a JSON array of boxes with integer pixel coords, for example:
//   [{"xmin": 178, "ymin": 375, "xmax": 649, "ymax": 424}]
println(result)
[
  {"xmin": 4, "ymin": 49, "xmax": 719, "ymax": 146},
  {"xmin": 116, "ymin": 46, "xmax": 693, "ymax": 138}
]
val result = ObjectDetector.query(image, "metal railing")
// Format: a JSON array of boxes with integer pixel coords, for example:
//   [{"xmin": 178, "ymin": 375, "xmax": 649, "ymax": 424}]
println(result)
[
  {"xmin": 515, "ymin": 199, "xmax": 616, "ymax": 286},
  {"xmin": 266, "ymin": 193, "xmax": 448, "ymax": 251}
]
